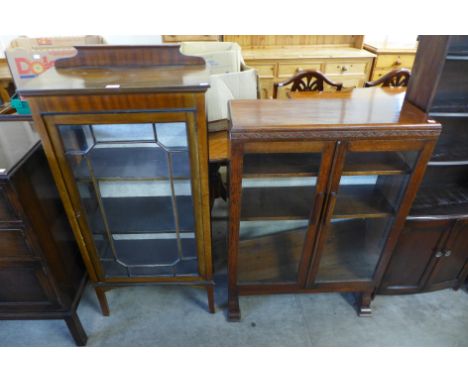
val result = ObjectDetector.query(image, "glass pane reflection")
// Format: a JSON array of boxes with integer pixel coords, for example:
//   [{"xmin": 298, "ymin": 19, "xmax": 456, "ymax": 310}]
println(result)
[{"xmin": 58, "ymin": 122, "xmax": 198, "ymax": 278}]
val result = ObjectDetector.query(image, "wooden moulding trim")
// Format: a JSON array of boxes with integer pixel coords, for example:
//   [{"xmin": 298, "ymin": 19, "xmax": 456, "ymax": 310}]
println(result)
[
  {"xmin": 230, "ymin": 129, "xmax": 440, "ymax": 140},
  {"xmin": 55, "ymin": 45, "xmax": 206, "ymax": 69},
  {"xmin": 19, "ymin": 85, "xmax": 209, "ymax": 97}
]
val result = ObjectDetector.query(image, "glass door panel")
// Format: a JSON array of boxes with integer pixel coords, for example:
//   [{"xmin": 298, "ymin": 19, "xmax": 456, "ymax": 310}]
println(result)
[
  {"xmin": 57, "ymin": 122, "xmax": 198, "ymax": 278},
  {"xmin": 314, "ymin": 149, "xmax": 419, "ymax": 283},
  {"xmin": 238, "ymin": 150, "xmax": 326, "ymax": 284}
]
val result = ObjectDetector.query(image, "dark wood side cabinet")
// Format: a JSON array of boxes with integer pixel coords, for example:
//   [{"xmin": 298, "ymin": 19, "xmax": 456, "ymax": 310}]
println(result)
[
  {"xmin": 0, "ymin": 116, "xmax": 87, "ymax": 345},
  {"xmin": 379, "ymin": 36, "xmax": 468, "ymax": 294},
  {"xmin": 227, "ymin": 88, "xmax": 440, "ymax": 320},
  {"xmin": 17, "ymin": 46, "xmax": 214, "ymax": 316}
]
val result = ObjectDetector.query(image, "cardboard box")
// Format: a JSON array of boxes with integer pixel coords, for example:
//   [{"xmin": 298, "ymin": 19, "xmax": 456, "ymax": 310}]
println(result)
[
  {"xmin": 205, "ymin": 68, "xmax": 258, "ymax": 127},
  {"xmin": 6, "ymin": 35, "xmax": 105, "ymax": 88},
  {"xmin": 180, "ymin": 42, "xmax": 244, "ymax": 74}
]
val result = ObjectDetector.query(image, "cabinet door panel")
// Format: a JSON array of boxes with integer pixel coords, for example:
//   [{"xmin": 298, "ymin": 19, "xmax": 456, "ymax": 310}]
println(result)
[
  {"xmin": 379, "ymin": 219, "xmax": 451, "ymax": 292},
  {"xmin": 427, "ymin": 219, "xmax": 468, "ymax": 287},
  {"xmin": 237, "ymin": 141, "xmax": 334, "ymax": 285},
  {"xmin": 308, "ymin": 140, "xmax": 425, "ymax": 286},
  {"xmin": 45, "ymin": 112, "xmax": 204, "ymax": 280}
]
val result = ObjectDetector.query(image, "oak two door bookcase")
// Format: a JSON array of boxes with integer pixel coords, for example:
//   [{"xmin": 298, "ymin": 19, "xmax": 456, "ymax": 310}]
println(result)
[
  {"xmin": 227, "ymin": 88, "xmax": 441, "ymax": 320},
  {"xmin": 18, "ymin": 45, "xmax": 214, "ymax": 315}
]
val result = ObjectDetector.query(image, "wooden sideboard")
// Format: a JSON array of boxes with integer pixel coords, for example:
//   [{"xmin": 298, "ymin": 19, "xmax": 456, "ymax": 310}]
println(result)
[
  {"xmin": 364, "ymin": 39, "xmax": 418, "ymax": 81},
  {"xmin": 224, "ymin": 35, "xmax": 375, "ymax": 99}
]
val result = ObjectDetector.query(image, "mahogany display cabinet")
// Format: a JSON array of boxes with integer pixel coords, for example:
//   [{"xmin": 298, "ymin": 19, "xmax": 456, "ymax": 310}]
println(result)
[
  {"xmin": 17, "ymin": 45, "xmax": 215, "ymax": 316},
  {"xmin": 227, "ymin": 88, "xmax": 441, "ymax": 320},
  {"xmin": 0, "ymin": 115, "xmax": 87, "ymax": 345},
  {"xmin": 379, "ymin": 36, "xmax": 468, "ymax": 294}
]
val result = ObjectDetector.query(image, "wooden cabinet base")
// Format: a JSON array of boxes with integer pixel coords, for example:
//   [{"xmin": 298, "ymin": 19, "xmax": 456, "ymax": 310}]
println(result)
[
  {"xmin": 0, "ymin": 275, "xmax": 88, "ymax": 346},
  {"xmin": 92, "ymin": 282, "xmax": 216, "ymax": 316}
]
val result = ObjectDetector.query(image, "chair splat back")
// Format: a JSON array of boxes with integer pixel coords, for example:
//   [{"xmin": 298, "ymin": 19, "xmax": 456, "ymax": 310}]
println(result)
[
  {"xmin": 365, "ymin": 68, "xmax": 411, "ymax": 88},
  {"xmin": 273, "ymin": 70, "xmax": 343, "ymax": 98}
]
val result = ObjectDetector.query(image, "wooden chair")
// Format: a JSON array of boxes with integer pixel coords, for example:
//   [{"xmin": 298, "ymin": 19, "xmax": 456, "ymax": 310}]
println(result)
[
  {"xmin": 273, "ymin": 70, "xmax": 343, "ymax": 99},
  {"xmin": 364, "ymin": 68, "xmax": 411, "ymax": 88}
]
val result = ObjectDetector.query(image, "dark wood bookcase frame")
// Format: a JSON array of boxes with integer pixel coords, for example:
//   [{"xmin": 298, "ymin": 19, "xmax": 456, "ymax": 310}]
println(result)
[
  {"xmin": 0, "ymin": 115, "xmax": 87, "ymax": 345},
  {"xmin": 379, "ymin": 36, "xmax": 468, "ymax": 294}
]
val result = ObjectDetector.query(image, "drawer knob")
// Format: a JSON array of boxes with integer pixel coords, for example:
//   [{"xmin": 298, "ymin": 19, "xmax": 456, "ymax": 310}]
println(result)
[
  {"xmin": 435, "ymin": 251, "xmax": 443, "ymax": 258},
  {"xmin": 393, "ymin": 59, "xmax": 402, "ymax": 66},
  {"xmin": 341, "ymin": 65, "xmax": 349, "ymax": 72},
  {"xmin": 444, "ymin": 250, "xmax": 452, "ymax": 257}
]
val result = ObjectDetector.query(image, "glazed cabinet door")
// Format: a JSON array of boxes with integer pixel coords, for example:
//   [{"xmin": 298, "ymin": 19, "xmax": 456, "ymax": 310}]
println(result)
[
  {"xmin": 44, "ymin": 112, "xmax": 206, "ymax": 280},
  {"xmin": 306, "ymin": 140, "xmax": 432, "ymax": 288},
  {"xmin": 231, "ymin": 141, "xmax": 335, "ymax": 288}
]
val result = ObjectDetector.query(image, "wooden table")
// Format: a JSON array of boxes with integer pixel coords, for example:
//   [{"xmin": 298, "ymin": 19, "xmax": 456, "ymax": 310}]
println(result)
[
  {"xmin": 208, "ymin": 130, "xmax": 229, "ymax": 162},
  {"xmin": 0, "ymin": 59, "xmax": 13, "ymax": 104}
]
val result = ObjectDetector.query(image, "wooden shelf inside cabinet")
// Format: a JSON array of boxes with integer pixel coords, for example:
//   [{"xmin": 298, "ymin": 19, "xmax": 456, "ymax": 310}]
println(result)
[
  {"xmin": 242, "ymin": 151, "xmax": 411, "ymax": 178},
  {"xmin": 429, "ymin": 146, "xmax": 468, "ymax": 165},
  {"xmin": 238, "ymin": 228, "xmax": 305, "ymax": 283},
  {"xmin": 241, "ymin": 186, "xmax": 314, "ymax": 221},
  {"xmin": 333, "ymin": 185, "xmax": 395, "ymax": 219},
  {"xmin": 243, "ymin": 153, "xmax": 320, "ymax": 178},
  {"xmin": 409, "ymin": 185, "xmax": 468, "ymax": 218},
  {"xmin": 241, "ymin": 184, "xmax": 394, "ymax": 221},
  {"xmin": 71, "ymin": 146, "xmax": 190, "ymax": 181},
  {"xmin": 343, "ymin": 152, "xmax": 411, "ymax": 175},
  {"xmin": 314, "ymin": 219, "xmax": 381, "ymax": 282},
  {"xmin": 89, "ymin": 196, "xmax": 195, "ymax": 234}
]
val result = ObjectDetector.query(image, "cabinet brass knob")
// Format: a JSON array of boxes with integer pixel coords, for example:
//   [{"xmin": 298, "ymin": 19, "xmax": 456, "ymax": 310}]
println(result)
[{"xmin": 394, "ymin": 59, "xmax": 402, "ymax": 66}]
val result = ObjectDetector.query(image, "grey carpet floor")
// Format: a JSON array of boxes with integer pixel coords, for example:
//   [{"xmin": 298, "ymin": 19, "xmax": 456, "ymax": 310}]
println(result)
[{"xmin": 1, "ymin": 199, "xmax": 467, "ymax": 346}]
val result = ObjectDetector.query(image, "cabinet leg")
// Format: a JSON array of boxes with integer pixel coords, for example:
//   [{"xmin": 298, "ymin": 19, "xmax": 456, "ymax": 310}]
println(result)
[
  {"xmin": 358, "ymin": 292, "xmax": 372, "ymax": 317},
  {"xmin": 227, "ymin": 291, "xmax": 241, "ymax": 322},
  {"xmin": 95, "ymin": 286, "xmax": 110, "ymax": 316},
  {"xmin": 65, "ymin": 312, "xmax": 87, "ymax": 346},
  {"xmin": 206, "ymin": 284, "xmax": 215, "ymax": 314}
]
